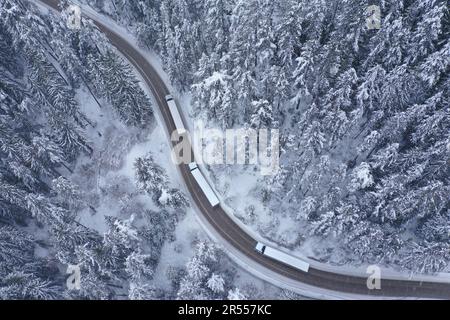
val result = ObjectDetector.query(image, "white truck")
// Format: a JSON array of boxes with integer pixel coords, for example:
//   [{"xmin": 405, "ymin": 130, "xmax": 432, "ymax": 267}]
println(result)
[
  {"xmin": 189, "ymin": 162, "xmax": 220, "ymax": 207},
  {"xmin": 165, "ymin": 94, "xmax": 186, "ymax": 135},
  {"xmin": 255, "ymin": 242, "xmax": 310, "ymax": 272}
]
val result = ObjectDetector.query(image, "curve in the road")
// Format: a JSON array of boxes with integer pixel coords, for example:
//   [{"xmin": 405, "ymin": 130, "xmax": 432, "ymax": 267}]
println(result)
[{"xmin": 34, "ymin": 0, "xmax": 450, "ymax": 299}]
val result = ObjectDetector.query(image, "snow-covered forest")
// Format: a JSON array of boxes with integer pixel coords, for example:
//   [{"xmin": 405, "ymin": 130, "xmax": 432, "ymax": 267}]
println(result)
[
  {"xmin": 81, "ymin": 0, "xmax": 450, "ymax": 274},
  {"xmin": 0, "ymin": 0, "xmax": 292, "ymax": 299},
  {"xmin": 0, "ymin": 0, "xmax": 449, "ymax": 301}
]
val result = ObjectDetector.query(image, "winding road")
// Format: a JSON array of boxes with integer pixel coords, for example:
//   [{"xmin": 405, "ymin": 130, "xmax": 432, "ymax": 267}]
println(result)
[{"xmin": 33, "ymin": 0, "xmax": 450, "ymax": 299}]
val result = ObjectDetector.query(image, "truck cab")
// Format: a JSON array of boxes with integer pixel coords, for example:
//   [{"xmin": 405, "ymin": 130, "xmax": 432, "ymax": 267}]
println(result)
[
  {"xmin": 255, "ymin": 242, "xmax": 266, "ymax": 254},
  {"xmin": 188, "ymin": 162, "xmax": 198, "ymax": 171}
]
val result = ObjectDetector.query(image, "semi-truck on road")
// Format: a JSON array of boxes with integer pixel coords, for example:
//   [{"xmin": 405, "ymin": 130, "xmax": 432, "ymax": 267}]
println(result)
[{"xmin": 255, "ymin": 242, "xmax": 310, "ymax": 272}]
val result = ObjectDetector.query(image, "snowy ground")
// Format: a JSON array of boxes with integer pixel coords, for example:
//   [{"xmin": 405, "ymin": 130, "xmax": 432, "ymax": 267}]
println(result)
[{"xmin": 71, "ymin": 87, "xmax": 196, "ymax": 282}]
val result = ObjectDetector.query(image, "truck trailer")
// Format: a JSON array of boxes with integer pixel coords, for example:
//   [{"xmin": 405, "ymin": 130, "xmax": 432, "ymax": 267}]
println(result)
[
  {"xmin": 188, "ymin": 162, "xmax": 220, "ymax": 207},
  {"xmin": 255, "ymin": 242, "xmax": 310, "ymax": 272},
  {"xmin": 165, "ymin": 94, "xmax": 186, "ymax": 135}
]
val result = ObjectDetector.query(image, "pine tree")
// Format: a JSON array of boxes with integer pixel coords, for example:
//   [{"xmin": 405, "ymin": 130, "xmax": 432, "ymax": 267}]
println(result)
[
  {"xmin": 51, "ymin": 177, "xmax": 83, "ymax": 211},
  {"xmin": 129, "ymin": 282, "xmax": 158, "ymax": 300},
  {"xmin": 0, "ymin": 271, "xmax": 62, "ymax": 300},
  {"xmin": 227, "ymin": 287, "xmax": 247, "ymax": 300},
  {"xmin": 87, "ymin": 50, "xmax": 152, "ymax": 127},
  {"xmin": 206, "ymin": 273, "xmax": 225, "ymax": 294},
  {"xmin": 125, "ymin": 251, "xmax": 155, "ymax": 281},
  {"xmin": 134, "ymin": 153, "xmax": 169, "ymax": 199}
]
